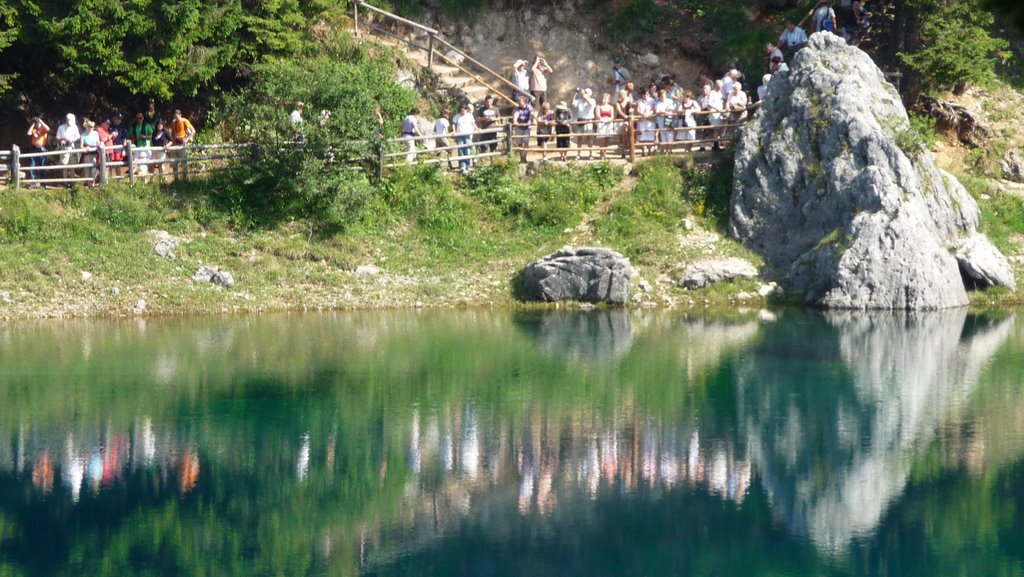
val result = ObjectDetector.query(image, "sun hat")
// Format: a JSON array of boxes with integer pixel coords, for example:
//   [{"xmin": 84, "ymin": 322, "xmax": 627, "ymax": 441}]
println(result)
[
  {"xmin": 555, "ymin": 101, "xmax": 569, "ymax": 111},
  {"xmin": 514, "ymin": 59, "xmax": 526, "ymax": 67}
]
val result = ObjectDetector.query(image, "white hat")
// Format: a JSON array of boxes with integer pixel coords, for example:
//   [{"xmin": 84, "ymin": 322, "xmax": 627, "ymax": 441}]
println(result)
[
  {"xmin": 514, "ymin": 59, "xmax": 526, "ymax": 68},
  {"xmin": 66, "ymin": 113, "xmax": 75, "ymax": 121}
]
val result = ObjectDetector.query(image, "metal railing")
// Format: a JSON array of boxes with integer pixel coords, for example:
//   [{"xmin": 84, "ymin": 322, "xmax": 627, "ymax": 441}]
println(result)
[{"xmin": 353, "ymin": 0, "xmax": 530, "ymax": 107}]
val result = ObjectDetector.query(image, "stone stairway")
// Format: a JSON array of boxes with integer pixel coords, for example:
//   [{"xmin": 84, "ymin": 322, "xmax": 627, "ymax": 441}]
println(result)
[{"xmin": 359, "ymin": 17, "xmax": 512, "ymax": 108}]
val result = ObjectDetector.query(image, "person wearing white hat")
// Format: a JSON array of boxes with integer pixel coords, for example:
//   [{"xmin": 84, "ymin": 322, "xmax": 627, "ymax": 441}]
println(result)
[
  {"xmin": 55, "ymin": 113, "xmax": 81, "ymax": 186},
  {"xmin": 512, "ymin": 59, "xmax": 530, "ymax": 103}
]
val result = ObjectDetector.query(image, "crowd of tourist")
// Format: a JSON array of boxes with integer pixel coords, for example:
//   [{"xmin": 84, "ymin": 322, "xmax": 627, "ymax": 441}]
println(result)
[
  {"xmin": 21, "ymin": 98, "xmax": 196, "ymax": 187},
  {"xmin": 400, "ymin": 0, "xmax": 872, "ymax": 172}
]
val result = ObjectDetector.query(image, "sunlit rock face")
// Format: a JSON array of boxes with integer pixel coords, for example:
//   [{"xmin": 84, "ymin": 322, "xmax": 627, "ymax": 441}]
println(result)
[
  {"xmin": 738, "ymin": 311, "xmax": 1015, "ymax": 551},
  {"xmin": 730, "ymin": 33, "xmax": 1015, "ymax": 309}
]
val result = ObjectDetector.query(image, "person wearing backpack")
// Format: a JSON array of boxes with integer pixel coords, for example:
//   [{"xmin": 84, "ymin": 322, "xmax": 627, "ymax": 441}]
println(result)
[{"xmin": 810, "ymin": 0, "xmax": 837, "ymax": 34}]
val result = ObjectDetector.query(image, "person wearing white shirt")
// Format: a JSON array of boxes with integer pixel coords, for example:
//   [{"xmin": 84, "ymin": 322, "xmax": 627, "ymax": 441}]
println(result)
[
  {"xmin": 779, "ymin": 21, "xmax": 808, "ymax": 58},
  {"xmin": 434, "ymin": 112, "xmax": 452, "ymax": 169},
  {"xmin": 55, "ymin": 113, "xmax": 82, "ymax": 185},
  {"xmin": 512, "ymin": 59, "xmax": 530, "ymax": 102},
  {"xmin": 453, "ymin": 104, "xmax": 477, "ymax": 173},
  {"xmin": 758, "ymin": 74, "xmax": 771, "ymax": 102},
  {"xmin": 573, "ymin": 87, "xmax": 597, "ymax": 159}
]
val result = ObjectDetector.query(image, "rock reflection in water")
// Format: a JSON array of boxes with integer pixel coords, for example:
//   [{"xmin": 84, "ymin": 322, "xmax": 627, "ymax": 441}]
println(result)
[
  {"xmin": 740, "ymin": 310, "xmax": 1015, "ymax": 552},
  {"xmin": 513, "ymin": 309, "xmax": 633, "ymax": 361}
]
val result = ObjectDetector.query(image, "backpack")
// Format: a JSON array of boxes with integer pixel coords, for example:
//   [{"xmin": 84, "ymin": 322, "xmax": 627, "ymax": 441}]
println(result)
[{"xmin": 818, "ymin": 7, "xmax": 835, "ymax": 32}]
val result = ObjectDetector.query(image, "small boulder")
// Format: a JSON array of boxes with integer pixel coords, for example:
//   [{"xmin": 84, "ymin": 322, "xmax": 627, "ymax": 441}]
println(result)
[
  {"xmin": 1002, "ymin": 149, "xmax": 1024, "ymax": 182},
  {"xmin": 154, "ymin": 238, "xmax": 178, "ymax": 260},
  {"xmin": 679, "ymin": 258, "xmax": 759, "ymax": 289},
  {"xmin": 81, "ymin": 271, "xmax": 93, "ymax": 282},
  {"xmin": 955, "ymin": 234, "xmax": 1017, "ymax": 290},
  {"xmin": 518, "ymin": 247, "xmax": 633, "ymax": 305},
  {"xmin": 212, "ymin": 270, "xmax": 235, "ymax": 288},
  {"xmin": 639, "ymin": 53, "xmax": 660, "ymax": 66},
  {"xmin": 194, "ymin": 266, "xmax": 235, "ymax": 288},
  {"xmin": 134, "ymin": 299, "xmax": 146, "ymax": 314}
]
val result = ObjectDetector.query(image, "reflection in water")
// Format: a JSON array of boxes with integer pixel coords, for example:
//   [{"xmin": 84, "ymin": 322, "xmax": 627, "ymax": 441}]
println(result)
[
  {"xmin": 514, "ymin": 309, "xmax": 634, "ymax": 361},
  {"xmin": 0, "ymin": 310, "xmax": 1021, "ymax": 575},
  {"xmin": 740, "ymin": 311, "xmax": 1016, "ymax": 552}
]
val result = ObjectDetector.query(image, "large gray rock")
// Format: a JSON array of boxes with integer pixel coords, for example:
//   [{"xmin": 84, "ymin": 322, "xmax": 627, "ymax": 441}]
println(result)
[
  {"xmin": 731, "ymin": 33, "xmax": 1014, "ymax": 310},
  {"xmin": 955, "ymin": 234, "xmax": 1017, "ymax": 290},
  {"xmin": 518, "ymin": 247, "xmax": 633, "ymax": 304}
]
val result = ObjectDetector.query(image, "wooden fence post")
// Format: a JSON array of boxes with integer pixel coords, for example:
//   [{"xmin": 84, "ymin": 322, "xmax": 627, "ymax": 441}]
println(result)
[
  {"xmin": 125, "ymin": 141, "xmax": 135, "ymax": 187},
  {"xmin": 427, "ymin": 33, "xmax": 435, "ymax": 67},
  {"xmin": 628, "ymin": 116, "xmax": 636, "ymax": 163},
  {"xmin": 97, "ymin": 147, "xmax": 108, "ymax": 186},
  {"xmin": 354, "ymin": 0, "xmax": 360, "ymax": 37},
  {"xmin": 11, "ymin": 145, "xmax": 20, "ymax": 192},
  {"xmin": 504, "ymin": 124, "xmax": 513, "ymax": 157},
  {"xmin": 376, "ymin": 142, "xmax": 384, "ymax": 181},
  {"xmin": 183, "ymin": 144, "xmax": 190, "ymax": 181}
]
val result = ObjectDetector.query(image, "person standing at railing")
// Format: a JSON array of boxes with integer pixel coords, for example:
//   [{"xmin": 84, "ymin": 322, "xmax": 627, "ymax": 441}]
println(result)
[
  {"xmin": 170, "ymin": 109, "xmax": 196, "ymax": 179},
  {"xmin": 573, "ymin": 88, "xmax": 596, "ymax": 160},
  {"xmin": 81, "ymin": 120, "xmax": 101, "ymax": 183},
  {"xmin": 55, "ymin": 113, "xmax": 81, "ymax": 187},
  {"xmin": 512, "ymin": 95, "xmax": 534, "ymax": 163},
  {"xmin": 707, "ymin": 81, "xmax": 725, "ymax": 151},
  {"xmin": 96, "ymin": 119, "xmax": 114, "ymax": 170},
  {"xmin": 725, "ymin": 82, "xmax": 749, "ymax": 141},
  {"xmin": 535, "ymin": 101, "xmax": 554, "ymax": 161},
  {"xmin": 475, "ymin": 95, "xmax": 499, "ymax": 154},
  {"xmin": 595, "ymin": 93, "xmax": 615, "ymax": 159},
  {"xmin": 655, "ymin": 88, "xmax": 676, "ymax": 152},
  {"xmin": 151, "ymin": 121, "xmax": 171, "ymax": 177},
  {"xmin": 26, "ymin": 116, "xmax": 50, "ymax": 188},
  {"xmin": 143, "ymin": 97, "xmax": 162, "ymax": 131},
  {"xmin": 635, "ymin": 88, "xmax": 657, "ymax": 157},
  {"xmin": 453, "ymin": 104, "xmax": 477, "ymax": 174},
  {"xmin": 109, "ymin": 114, "xmax": 129, "ymax": 177},
  {"xmin": 434, "ymin": 110, "xmax": 452, "ymax": 169},
  {"xmin": 401, "ymin": 107, "xmax": 422, "ymax": 163},
  {"xmin": 608, "ymin": 56, "xmax": 630, "ymax": 100},
  {"xmin": 129, "ymin": 112, "xmax": 154, "ymax": 177},
  {"xmin": 614, "ymin": 90, "xmax": 632, "ymax": 158},
  {"xmin": 530, "ymin": 56, "xmax": 552, "ymax": 107},
  {"xmin": 677, "ymin": 91, "xmax": 701, "ymax": 149},
  {"xmin": 553, "ymin": 101, "xmax": 572, "ymax": 162}
]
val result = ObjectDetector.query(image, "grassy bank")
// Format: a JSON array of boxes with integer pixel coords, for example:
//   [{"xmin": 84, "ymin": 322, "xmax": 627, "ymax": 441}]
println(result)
[
  {"xmin": 2, "ymin": 149, "xmax": 1022, "ymax": 320},
  {"xmin": 0, "ymin": 157, "xmax": 766, "ymax": 319}
]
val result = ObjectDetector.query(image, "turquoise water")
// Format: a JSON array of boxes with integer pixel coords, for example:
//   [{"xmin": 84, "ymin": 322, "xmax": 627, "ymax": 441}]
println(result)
[{"xmin": 0, "ymin": 309, "xmax": 1022, "ymax": 576}]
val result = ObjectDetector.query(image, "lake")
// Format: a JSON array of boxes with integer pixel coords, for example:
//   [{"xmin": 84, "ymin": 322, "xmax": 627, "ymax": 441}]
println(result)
[{"xmin": 1, "ymin": 308, "xmax": 1022, "ymax": 576}]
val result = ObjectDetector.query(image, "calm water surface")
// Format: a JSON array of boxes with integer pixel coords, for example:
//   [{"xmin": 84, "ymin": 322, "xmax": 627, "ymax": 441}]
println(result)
[{"xmin": 1, "ymin": 309, "xmax": 1023, "ymax": 576}]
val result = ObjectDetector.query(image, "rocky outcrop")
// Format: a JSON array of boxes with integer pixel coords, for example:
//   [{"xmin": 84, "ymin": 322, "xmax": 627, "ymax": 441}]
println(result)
[
  {"xmin": 731, "ymin": 33, "xmax": 1015, "ymax": 310},
  {"xmin": 193, "ymin": 266, "xmax": 235, "ymax": 288},
  {"xmin": 518, "ymin": 247, "xmax": 633, "ymax": 304},
  {"xmin": 679, "ymin": 257, "xmax": 759, "ymax": 289},
  {"xmin": 1002, "ymin": 149, "xmax": 1024, "ymax": 182}
]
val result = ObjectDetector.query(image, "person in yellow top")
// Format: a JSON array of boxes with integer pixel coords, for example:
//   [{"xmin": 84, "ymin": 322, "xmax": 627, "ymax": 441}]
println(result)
[
  {"xmin": 169, "ymin": 109, "xmax": 196, "ymax": 178},
  {"xmin": 26, "ymin": 116, "xmax": 51, "ymax": 187}
]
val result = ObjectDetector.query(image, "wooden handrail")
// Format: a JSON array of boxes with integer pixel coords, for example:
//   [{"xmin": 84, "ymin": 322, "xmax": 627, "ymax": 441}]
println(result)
[
  {"xmin": 433, "ymin": 51, "xmax": 518, "ymax": 107},
  {"xmin": 355, "ymin": 0, "xmax": 438, "ymax": 35},
  {"xmin": 432, "ymin": 36, "xmax": 534, "ymax": 103}
]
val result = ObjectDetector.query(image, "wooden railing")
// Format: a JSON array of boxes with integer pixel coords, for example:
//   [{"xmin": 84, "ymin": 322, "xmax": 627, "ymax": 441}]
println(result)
[
  {"xmin": 4, "ymin": 142, "xmax": 250, "ymax": 190},
  {"xmin": 3, "ymin": 106, "xmax": 757, "ymax": 189},
  {"xmin": 353, "ymin": 0, "xmax": 530, "ymax": 107}
]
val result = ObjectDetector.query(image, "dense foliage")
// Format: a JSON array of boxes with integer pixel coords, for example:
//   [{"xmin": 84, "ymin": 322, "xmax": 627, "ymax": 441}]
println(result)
[{"xmin": 900, "ymin": 0, "xmax": 1010, "ymax": 92}]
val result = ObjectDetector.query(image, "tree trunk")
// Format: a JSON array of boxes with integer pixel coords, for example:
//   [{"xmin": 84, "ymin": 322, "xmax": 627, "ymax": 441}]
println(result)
[{"xmin": 899, "ymin": 1, "xmax": 924, "ymax": 107}]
